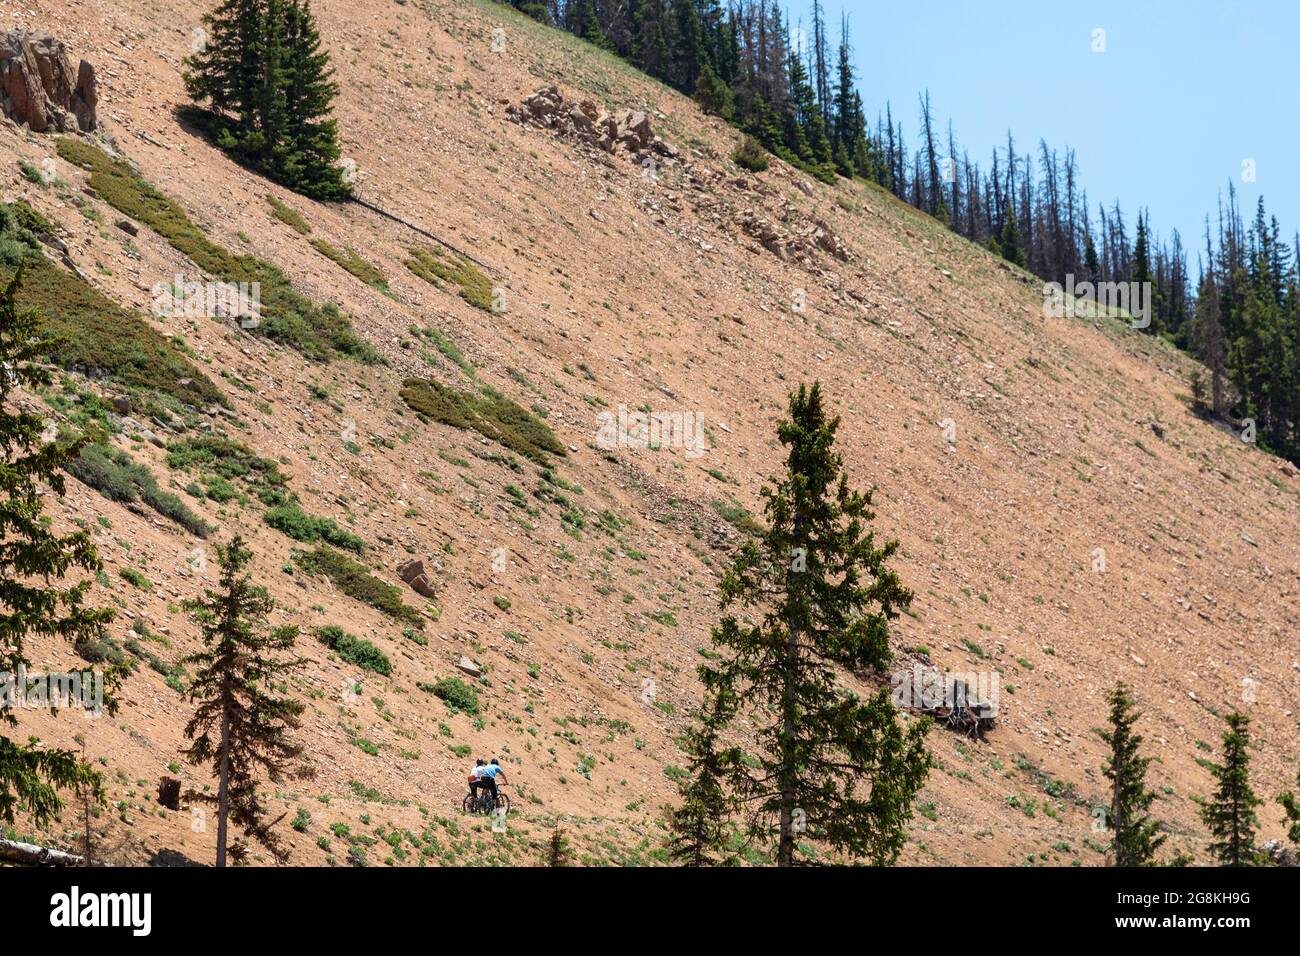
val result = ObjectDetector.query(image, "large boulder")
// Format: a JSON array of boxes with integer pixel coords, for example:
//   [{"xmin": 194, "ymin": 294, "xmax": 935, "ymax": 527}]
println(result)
[
  {"xmin": 396, "ymin": 558, "xmax": 438, "ymax": 599},
  {"xmin": 0, "ymin": 30, "xmax": 97, "ymax": 132}
]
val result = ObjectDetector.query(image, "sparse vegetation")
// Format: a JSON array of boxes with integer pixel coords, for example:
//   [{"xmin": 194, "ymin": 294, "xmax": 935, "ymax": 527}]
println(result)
[
  {"xmin": 55, "ymin": 139, "xmax": 376, "ymax": 363},
  {"xmin": 400, "ymin": 379, "xmax": 564, "ymax": 463},
  {"xmin": 311, "ymin": 239, "xmax": 386, "ymax": 289},
  {"xmin": 315, "ymin": 625, "xmax": 392, "ymax": 677},
  {"xmin": 67, "ymin": 443, "xmax": 212, "ymax": 537},
  {"xmin": 296, "ymin": 547, "xmax": 422, "ymax": 627},
  {"xmin": 265, "ymin": 503, "xmax": 366, "ymax": 552},
  {"xmin": 421, "ymin": 677, "xmax": 479, "ymax": 715},
  {"xmin": 267, "ymin": 195, "xmax": 311, "ymax": 235},
  {"xmin": 405, "ymin": 246, "xmax": 494, "ymax": 312}
]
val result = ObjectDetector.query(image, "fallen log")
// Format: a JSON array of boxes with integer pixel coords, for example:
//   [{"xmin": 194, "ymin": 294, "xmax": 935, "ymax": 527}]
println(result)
[{"xmin": 0, "ymin": 838, "xmax": 86, "ymax": 867}]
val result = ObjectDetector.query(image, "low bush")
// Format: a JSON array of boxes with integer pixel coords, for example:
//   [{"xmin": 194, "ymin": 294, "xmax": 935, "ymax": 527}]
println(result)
[
  {"xmin": 400, "ymin": 379, "xmax": 564, "ymax": 464},
  {"xmin": 56, "ymin": 138, "xmax": 377, "ymax": 363},
  {"xmin": 419, "ymin": 677, "xmax": 479, "ymax": 715},
  {"xmin": 296, "ymin": 547, "xmax": 422, "ymax": 627},
  {"xmin": 265, "ymin": 503, "xmax": 365, "ymax": 552},
  {"xmin": 315, "ymin": 625, "xmax": 392, "ymax": 676}
]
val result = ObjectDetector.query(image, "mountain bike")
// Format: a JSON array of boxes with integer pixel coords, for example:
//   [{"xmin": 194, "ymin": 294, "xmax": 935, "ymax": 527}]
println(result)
[{"xmin": 462, "ymin": 782, "xmax": 511, "ymax": 816}]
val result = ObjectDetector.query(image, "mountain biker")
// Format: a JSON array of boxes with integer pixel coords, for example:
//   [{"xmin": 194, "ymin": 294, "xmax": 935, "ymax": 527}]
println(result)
[
  {"xmin": 478, "ymin": 758, "xmax": 508, "ymax": 806},
  {"xmin": 467, "ymin": 758, "xmax": 487, "ymax": 801}
]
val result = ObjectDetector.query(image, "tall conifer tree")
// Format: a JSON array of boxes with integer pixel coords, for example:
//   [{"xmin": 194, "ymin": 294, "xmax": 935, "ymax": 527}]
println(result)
[
  {"xmin": 1099, "ymin": 683, "xmax": 1165, "ymax": 866},
  {"xmin": 687, "ymin": 383, "xmax": 930, "ymax": 866},
  {"xmin": 1199, "ymin": 712, "xmax": 1261, "ymax": 866},
  {"xmin": 183, "ymin": 534, "xmax": 311, "ymax": 866}
]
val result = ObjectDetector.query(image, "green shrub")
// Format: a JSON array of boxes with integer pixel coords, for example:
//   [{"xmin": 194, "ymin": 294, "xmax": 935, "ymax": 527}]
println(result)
[
  {"xmin": 166, "ymin": 435, "xmax": 289, "ymax": 503},
  {"xmin": 267, "ymin": 195, "xmax": 311, "ymax": 235},
  {"xmin": 732, "ymin": 135, "xmax": 770, "ymax": 173},
  {"xmin": 18, "ymin": 159, "xmax": 47, "ymax": 185},
  {"xmin": 74, "ymin": 632, "xmax": 125, "ymax": 666},
  {"xmin": 315, "ymin": 625, "xmax": 392, "ymax": 676},
  {"xmin": 413, "ymin": 327, "xmax": 475, "ymax": 378},
  {"xmin": 405, "ymin": 246, "xmax": 493, "ymax": 312},
  {"xmin": 55, "ymin": 138, "xmax": 376, "ymax": 363},
  {"xmin": 66, "ymin": 443, "xmax": 212, "ymax": 537},
  {"xmin": 400, "ymin": 379, "xmax": 564, "ymax": 463},
  {"xmin": 297, "ymin": 547, "xmax": 422, "ymax": 627},
  {"xmin": 311, "ymin": 239, "xmax": 386, "ymax": 289},
  {"xmin": 265, "ymin": 503, "xmax": 365, "ymax": 552},
  {"xmin": 119, "ymin": 567, "xmax": 153, "ymax": 591},
  {"xmin": 2, "ymin": 202, "xmax": 222, "ymax": 408},
  {"xmin": 0, "ymin": 199, "xmax": 52, "ymax": 266},
  {"xmin": 420, "ymin": 677, "xmax": 479, "ymax": 715}
]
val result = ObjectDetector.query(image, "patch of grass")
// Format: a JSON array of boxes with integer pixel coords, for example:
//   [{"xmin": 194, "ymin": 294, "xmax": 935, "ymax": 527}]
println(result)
[
  {"xmin": 710, "ymin": 497, "xmax": 764, "ymax": 536},
  {"xmin": 0, "ymin": 199, "xmax": 53, "ymax": 265},
  {"xmin": 297, "ymin": 547, "xmax": 422, "ymax": 627},
  {"xmin": 405, "ymin": 245, "xmax": 493, "ymax": 312},
  {"xmin": 419, "ymin": 677, "xmax": 479, "ymax": 715},
  {"xmin": 315, "ymin": 625, "xmax": 392, "ymax": 676},
  {"xmin": 311, "ymin": 239, "xmax": 386, "ymax": 289},
  {"xmin": 413, "ymin": 327, "xmax": 475, "ymax": 378},
  {"xmin": 400, "ymin": 379, "xmax": 564, "ymax": 464},
  {"xmin": 18, "ymin": 159, "xmax": 48, "ymax": 186},
  {"xmin": 265, "ymin": 503, "xmax": 365, "ymax": 553},
  {"xmin": 166, "ymin": 435, "xmax": 289, "ymax": 504},
  {"xmin": 55, "ymin": 138, "xmax": 376, "ymax": 363},
  {"xmin": 67, "ymin": 443, "xmax": 212, "ymax": 537},
  {"xmin": 731, "ymin": 135, "xmax": 769, "ymax": 172},
  {"xmin": 74, "ymin": 632, "xmax": 125, "ymax": 666},
  {"xmin": 2, "ymin": 203, "xmax": 222, "ymax": 408},
  {"xmin": 119, "ymin": 567, "xmax": 153, "ymax": 591},
  {"xmin": 266, "ymin": 195, "xmax": 311, "ymax": 235}
]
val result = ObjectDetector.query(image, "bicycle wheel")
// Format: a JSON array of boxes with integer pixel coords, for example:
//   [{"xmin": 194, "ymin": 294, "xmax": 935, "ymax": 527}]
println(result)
[
  {"xmin": 494, "ymin": 793, "xmax": 511, "ymax": 814},
  {"xmin": 462, "ymin": 792, "xmax": 476, "ymax": 813}
]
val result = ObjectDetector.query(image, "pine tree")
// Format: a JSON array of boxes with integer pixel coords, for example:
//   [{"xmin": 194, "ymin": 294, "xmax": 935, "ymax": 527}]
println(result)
[
  {"xmin": 274, "ymin": 0, "xmax": 350, "ymax": 198},
  {"xmin": 1279, "ymin": 771, "xmax": 1300, "ymax": 847},
  {"xmin": 1099, "ymin": 683, "xmax": 1165, "ymax": 866},
  {"xmin": 0, "ymin": 269, "xmax": 117, "ymax": 828},
  {"xmin": 546, "ymin": 827, "xmax": 573, "ymax": 866},
  {"xmin": 999, "ymin": 203, "xmax": 1026, "ymax": 268},
  {"xmin": 182, "ymin": 534, "xmax": 312, "ymax": 866},
  {"xmin": 666, "ymin": 685, "xmax": 735, "ymax": 865},
  {"xmin": 1133, "ymin": 213, "xmax": 1161, "ymax": 332},
  {"xmin": 693, "ymin": 62, "xmax": 735, "ymax": 121},
  {"xmin": 697, "ymin": 382, "xmax": 931, "ymax": 866},
  {"xmin": 186, "ymin": 0, "xmax": 348, "ymax": 199},
  {"xmin": 185, "ymin": 0, "xmax": 267, "ymax": 143},
  {"xmin": 1199, "ymin": 711, "xmax": 1261, "ymax": 866},
  {"xmin": 669, "ymin": 0, "xmax": 703, "ymax": 92}
]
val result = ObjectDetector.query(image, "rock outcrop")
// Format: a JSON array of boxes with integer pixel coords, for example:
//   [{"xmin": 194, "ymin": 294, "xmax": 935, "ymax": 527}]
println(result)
[
  {"xmin": 396, "ymin": 558, "xmax": 438, "ymax": 599},
  {"xmin": 738, "ymin": 209, "xmax": 853, "ymax": 264},
  {"xmin": 508, "ymin": 86, "xmax": 678, "ymax": 163},
  {"xmin": 0, "ymin": 30, "xmax": 97, "ymax": 133}
]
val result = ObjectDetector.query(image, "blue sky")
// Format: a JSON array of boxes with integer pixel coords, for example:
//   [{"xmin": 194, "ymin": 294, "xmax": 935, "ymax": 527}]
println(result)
[{"xmin": 791, "ymin": 0, "xmax": 1299, "ymax": 263}]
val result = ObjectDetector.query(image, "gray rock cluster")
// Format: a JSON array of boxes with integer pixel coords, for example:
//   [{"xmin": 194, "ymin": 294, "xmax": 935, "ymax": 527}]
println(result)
[
  {"xmin": 738, "ymin": 209, "xmax": 853, "ymax": 264},
  {"xmin": 507, "ymin": 85, "xmax": 678, "ymax": 163}
]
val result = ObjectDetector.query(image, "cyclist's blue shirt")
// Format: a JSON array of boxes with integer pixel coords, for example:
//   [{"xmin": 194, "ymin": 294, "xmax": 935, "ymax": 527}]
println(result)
[{"xmin": 480, "ymin": 765, "xmax": 503, "ymax": 779}]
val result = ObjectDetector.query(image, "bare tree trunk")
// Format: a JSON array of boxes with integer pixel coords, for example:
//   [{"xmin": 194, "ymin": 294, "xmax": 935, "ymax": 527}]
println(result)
[
  {"xmin": 777, "ymin": 621, "xmax": 797, "ymax": 868},
  {"xmin": 215, "ymin": 705, "xmax": 232, "ymax": 868},
  {"xmin": 0, "ymin": 838, "xmax": 85, "ymax": 867},
  {"xmin": 777, "ymin": 519, "xmax": 804, "ymax": 868},
  {"xmin": 80, "ymin": 738, "xmax": 93, "ymax": 867}
]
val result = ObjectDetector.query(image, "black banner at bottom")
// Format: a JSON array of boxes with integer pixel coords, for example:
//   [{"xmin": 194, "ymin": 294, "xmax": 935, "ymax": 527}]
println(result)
[{"xmin": 1, "ymin": 864, "xmax": 1286, "ymax": 942}]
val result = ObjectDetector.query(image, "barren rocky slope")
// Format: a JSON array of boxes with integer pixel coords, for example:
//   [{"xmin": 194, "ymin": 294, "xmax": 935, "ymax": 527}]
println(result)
[{"xmin": 3, "ymin": 0, "xmax": 1298, "ymax": 866}]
